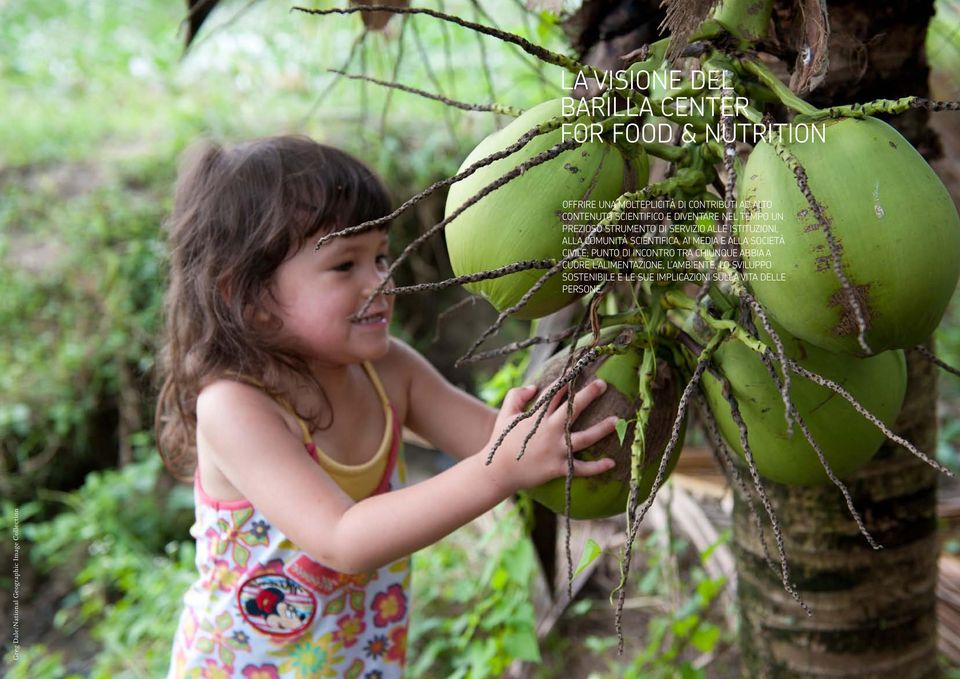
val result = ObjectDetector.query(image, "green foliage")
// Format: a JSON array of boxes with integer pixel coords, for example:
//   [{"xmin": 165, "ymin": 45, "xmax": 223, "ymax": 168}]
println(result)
[
  {"xmin": 943, "ymin": 659, "xmax": 960, "ymax": 678},
  {"xmin": 574, "ymin": 528, "xmax": 733, "ymax": 679},
  {"xmin": 409, "ymin": 500, "xmax": 541, "ymax": 678},
  {"xmin": 928, "ymin": 0, "xmax": 960, "ymax": 95},
  {"xmin": 2, "ymin": 644, "xmax": 81, "ymax": 679},
  {"xmin": 478, "ymin": 350, "xmax": 531, "ymax": 407},
  {"xmin": 0, "ymin": 177, "xmax": 168, "ymax": 504},
  {"xmin": 15, "ymin": 451, "xmax": 195, "ymax": 678},
  {"xmin": 574, "ymin": 538, "xmax": 603, "ymax": 578}
]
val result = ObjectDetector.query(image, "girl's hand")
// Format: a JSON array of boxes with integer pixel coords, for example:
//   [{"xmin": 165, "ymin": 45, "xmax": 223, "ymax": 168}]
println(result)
[{"xmin": 486, "ymin": 380, "xmax": 618, "ymax": 495}]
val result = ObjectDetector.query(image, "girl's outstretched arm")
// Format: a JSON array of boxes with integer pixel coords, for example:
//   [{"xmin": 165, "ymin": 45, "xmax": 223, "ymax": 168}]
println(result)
[
  {"xmin": 387, "ymin": 339, "xmax": 498, "ymax": 461},
  {"xmin": 198, "ymin": 377, "xmax": 616, "ymax": 574}
]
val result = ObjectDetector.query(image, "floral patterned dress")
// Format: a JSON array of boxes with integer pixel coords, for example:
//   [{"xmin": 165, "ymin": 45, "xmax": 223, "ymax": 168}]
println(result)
[{"xmin": 167, "ymin": 363, "xmax": 410, "ymax": 679}]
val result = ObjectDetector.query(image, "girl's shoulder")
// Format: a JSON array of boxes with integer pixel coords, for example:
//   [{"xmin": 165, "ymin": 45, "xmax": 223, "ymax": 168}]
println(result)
[{"xmin": 196, "ymin": 376, "xmax": 303, "ymax": 441}]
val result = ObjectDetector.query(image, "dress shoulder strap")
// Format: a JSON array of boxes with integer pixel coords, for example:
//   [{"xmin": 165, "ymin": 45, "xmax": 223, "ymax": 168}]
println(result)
[{"xmin": 360, "ymin": 361, "xmax": 391, "ymax": 413}]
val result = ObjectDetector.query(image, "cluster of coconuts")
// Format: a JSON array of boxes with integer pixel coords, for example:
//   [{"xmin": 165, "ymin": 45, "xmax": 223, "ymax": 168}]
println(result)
[{"xmin": 444, "ymin": 99, "xmax": 960, "ymax": 518}]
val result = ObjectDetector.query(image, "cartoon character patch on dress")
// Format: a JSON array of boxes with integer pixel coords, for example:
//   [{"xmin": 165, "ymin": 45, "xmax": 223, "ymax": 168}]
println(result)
[{"xmin": 238, "ymin": 573, "xmax": 317, "ymax": 637}]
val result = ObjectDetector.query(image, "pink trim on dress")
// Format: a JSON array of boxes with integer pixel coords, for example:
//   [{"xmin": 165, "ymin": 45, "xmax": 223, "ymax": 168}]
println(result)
[
  {"xmin": 371, "ymin": 405, "xmax": 402, "ymax": 496},
  {"xmin": 194, "ymin": 470, "xmax": 253, "ymax": 511}
]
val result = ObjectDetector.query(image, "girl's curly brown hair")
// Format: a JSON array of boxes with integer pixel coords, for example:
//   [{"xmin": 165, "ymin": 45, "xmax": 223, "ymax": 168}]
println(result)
[{"xmin": 155, "ymin": 135, "xmax": 391, "ymax": 479}]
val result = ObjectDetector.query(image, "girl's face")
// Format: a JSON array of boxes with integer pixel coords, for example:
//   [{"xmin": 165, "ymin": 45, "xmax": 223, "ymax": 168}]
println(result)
[{"xmin": 268, "ymin": 229, "xmax": 394, "ymax": 368}]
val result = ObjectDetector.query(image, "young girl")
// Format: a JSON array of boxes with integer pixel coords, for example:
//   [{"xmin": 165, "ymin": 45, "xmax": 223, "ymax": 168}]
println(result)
[{"xmin": 156, "ymin": 135, "xmax": 618, "ymax": 679}]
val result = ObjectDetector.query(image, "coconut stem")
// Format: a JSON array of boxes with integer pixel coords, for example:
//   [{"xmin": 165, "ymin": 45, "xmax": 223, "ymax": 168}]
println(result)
[
  {"xmin": 623, "ymin": 348, "xmax": 657, "ymax": 546},
  {"xmin": 467, "ymin": 0, "xmax": 553, "ymax": 91},
  {"xmin": 796, "ymin": 96, "xmax": 960, "ymax": 123},
  {"xmin": 484, "ymin": 348, "xmax": 593, "ymax": 463},
  {"xmin": 741, "ymin": 58, "xmax": 819, "ymax": 117},
  {"xmin": 432, "ymin": 295, "xmax": 478, "ymax": 345},
  {"xmin": 641, "ymin": 142, "xmax": 689, "ymax": 162},
  {"xmin": 697, "ymin": 395, "xmax": 782, "ymax": 580},
  {"xmin": 517, "ymin": 325, "xmax": 628, "ymax": 464},
  {"xmin": 562, "ymin": 364, "xmax": 580, "ymax": 601},
  {"xmin": 556, "ymin": 301, "xmax": 598, "ymax": 600},
  {"xmin": 711, "ymin": 0, "xmax": 774, "ymax": 43},
  {"xmin": 484, "ymin": 336, "xmax": 628, "ymax": 466},
  {"xmin": 739, "ymin": 292, "xmax": 794, "ymax": 437},
  {"xmin": 614, "ymin": 330, "xmax": 725, "ymax": 653},
  {"xmin": 463, "ymin": 327, "xmax": 580, "ymax": 364},
  {"xmin": 696, "ymin": 76, "xmax": 741, "ymax": 306}
]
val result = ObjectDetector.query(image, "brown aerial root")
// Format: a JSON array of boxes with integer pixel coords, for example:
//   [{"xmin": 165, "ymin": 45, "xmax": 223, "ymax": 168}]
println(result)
[
  {"xmin": 914, "ymin": 344, "xmax": 960, "ymax": 379},
  {"xmin": 520, "ymin": 315, "xmax": 629, "ymax": 468},
  {"xmin": 387, "ymin": 259, "xmax": 557, "ymax": 296},
  {"xmin": 454, "ymin": 220, "xmax": 610, "ymax": 368},
  {"xmin": 709, "ymin": 368, "xmax": 813, "ymax": 617},
  {"xmin": 614, "ymin": 356, "xmax": 709, "ymax": 654},
  {"xmin": 326, "ymin": 70, "xmax": 523, "ymax": 117},
  {"xmin": 484, "ymin": 341, "xmax": 608, "ymax": 466},
  {"xmin": 696, "ymin": 395, "xmax": 785, "ymax": 581},
  {"xmin": 811, "ymin": 96, "xmax": 960, "ymax": 120},
  {"xmin": 770, "ymin": 139, "xmax": 872, "ymax": 355},
  {"xmin": 781, "ymin": 355, "xmax": 955, "ymax": 478},
  {"xmin": 467, "ymin": 0, "xmax": 553, "ymax": 89},
  {"xmin": 696, "ymin": 80, "xmax": 741, "ymax": 305},
  {"xmin": 529, "ymin": 293, "xmax": 622, "ymax": 600},
  {"xmin": 560, "ymin": 344, "xmax": 587, "ymax": 602},
  {"xmin": 315, "ymin": 114, "xmax": 573, "ymax": 250},
  {"xmin": 459, "ymin": 327, "xmax": 580, "ymax": 364},
  {"xmin": 739, "ymin": 292, "xmax": 794, "ymax": 437},
  {"xmin": 293, "ymin": 5, "xmax": 589, "ymax": 75},
  {"xmin": 552, "ymin": 297, "xmax": 600, "ymax": 601},
  {"xmin": 430, "ymin": 295, "xmax": 477, "ymax": 345},
  {"xmin": 740, "ymin": 310, "xmax": 881, "ymax": 550}
]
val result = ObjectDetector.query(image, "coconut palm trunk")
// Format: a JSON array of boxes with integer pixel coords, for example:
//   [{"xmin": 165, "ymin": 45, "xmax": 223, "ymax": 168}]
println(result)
[
  {"xmin": 564, "ymin": 1, "xmax": 943, "ymax": 676},
  {"xmin": 733, "ymin": 347, "xmax": 939, "ymax": 678},
  {"xmin": 733, "ymin": 0, "xmax": 942, "ymax": 674}
]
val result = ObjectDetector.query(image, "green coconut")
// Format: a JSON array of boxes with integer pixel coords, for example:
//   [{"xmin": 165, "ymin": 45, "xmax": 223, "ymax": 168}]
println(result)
[
  {"xmin": 525, "ymin": 344, "xmax": 684, "ymax": 519},
  {"xmin": 738, "ymin": 116, "xmax": 960, "ymax": 355},
  {"xmin": 444, "ymin": 98, "xmax": 647, "ymax": 320},
  {"xmin": 702, "ymin": 322, "xmax": 906, "ymax": 486}
]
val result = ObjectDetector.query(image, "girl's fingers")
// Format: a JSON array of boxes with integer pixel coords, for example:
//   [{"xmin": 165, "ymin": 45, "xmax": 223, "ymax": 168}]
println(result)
[
  {"xmin": 572, "ymin": 456, "xmax": 616, "ymax": 477},
  {"xmin": 544, "ymin": 380, "xmax": 570, "ymax": 415},
  {"xmin": 569, "ymin": 415, "xmax": 619, "ymax": 451},
  {"xmin": 559, "ymin": 378, "xmax": 608, "ymax": 422},
  {"xmin": 502, "ymin": 384, "xmax": 538, "ymax": 414}
]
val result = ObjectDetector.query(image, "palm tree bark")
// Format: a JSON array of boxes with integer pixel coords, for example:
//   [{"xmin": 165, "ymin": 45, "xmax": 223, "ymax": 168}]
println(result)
[
  {"xmin": 734, "ymin": 346, "xmax": 939, "ymax": 678},
  {"xmin": 565, "ymin": 1, "xmax": 943, "ymax": 676},
  {"xmin": 735, "ymin": 1, "xmax": 941, "ymax": 675}
]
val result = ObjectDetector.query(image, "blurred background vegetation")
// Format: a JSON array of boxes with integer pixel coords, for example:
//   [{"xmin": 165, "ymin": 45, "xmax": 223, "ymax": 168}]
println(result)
[{"xmin": 2, "ymin": 0, "xmax": 960, "ymax": 676}]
